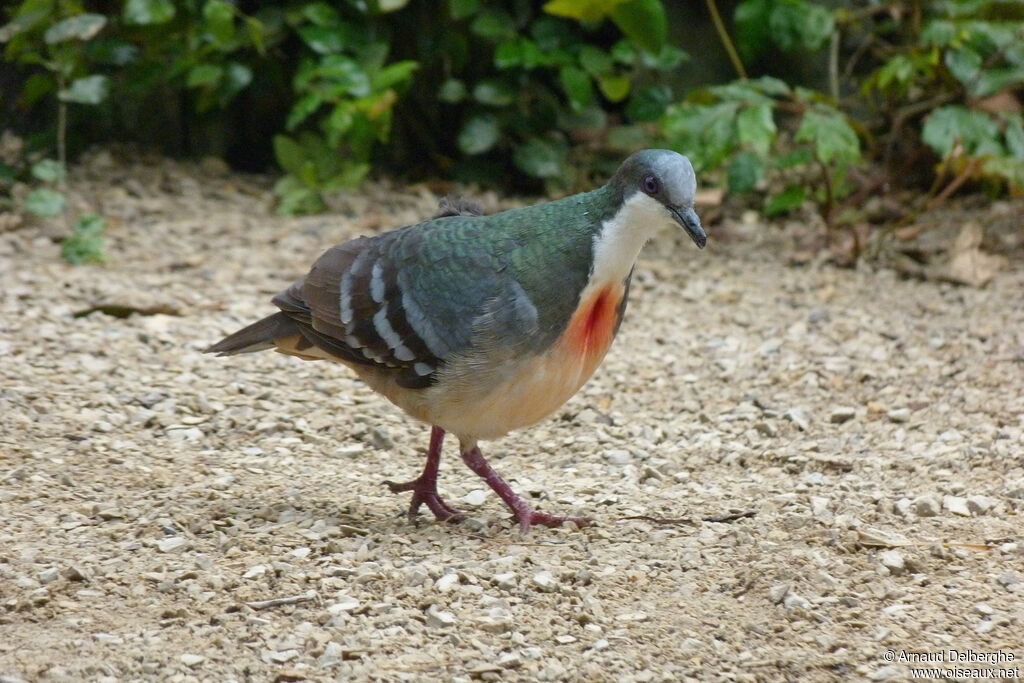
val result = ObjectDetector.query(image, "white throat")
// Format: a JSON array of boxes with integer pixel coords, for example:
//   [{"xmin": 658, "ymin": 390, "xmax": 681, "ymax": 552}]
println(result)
[{"xmin": 590, "ymin": 192, "xmax": 670, "ymax": 285}]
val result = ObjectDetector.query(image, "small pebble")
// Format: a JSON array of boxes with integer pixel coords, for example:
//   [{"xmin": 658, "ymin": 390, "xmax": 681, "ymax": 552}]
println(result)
[
  {"xmin": 966, "ymin": 495, "xmax": 996, "ymax": 515},
  {"xmin": 886, "ymin": 408, "xmax": 911, "ymax": 423},
  {"xmin": 435, "ymin": 573, "xmax": 459, "ymax": 592},
  {"xmin": 911, "ymin": 495, "xmax": 940, "ymax": 517},
  {"xmin": 492, "ymin": 573, "xmax": 517, "ymax": 590},
  {"xmin": 943, "ymin": 495, "xmax": 971, "ymax": 517},
  {"xmin": 180, "ymin": 654, "xmax": 205, "ymax": 667},
  {"xmin": 604, "ymin": 449, "xmax": 631, "ymax": 465},
  {"xmin": 157, "ymin": 537, "xmax": 186, "ymax": 553},
  {"xmin": 38, "ymin": 568, "xmax": 60, "ymax": 584},
  {"xmin": 829, "ymin": 407, "xmax": 856, "ymax": 424},
  {"xmin": 532, "ymin": 571, "xmax": 557, "ymax": 592},
  {"xmin": 425, "ymin": 605, "xmax": 456, "ymax": 628},
  {"xmin": 879, "ymin": 550, "xmax": 905, "ymax": 575},
  {"xmin": 782, "ymin": 593, "xmax": 811, "ymax": 610},
  {"xmin": 785, "ymin": 408, "xmax": 810, "ymax": 431},
  {"xmin": 327, "ymin": 596, "xmax": 360, "ymax": 614},
  {"xmin": 768, "ymin": 583, "xmax": 790, "ymax": 605},
  {"xmin": 463, "ymin": 490, "xmax": 487, "ymax": 506}
]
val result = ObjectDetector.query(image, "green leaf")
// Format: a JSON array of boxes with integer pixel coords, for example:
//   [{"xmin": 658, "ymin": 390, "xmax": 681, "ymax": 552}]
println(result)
[
  {"xmin": 611, "ymin": 39, "xmax": 636, "ymax": 64},
  {"xmin": 222, "ymin": 62, "xmax": 252, "ymax": 99},
  {"xmin": 771, "ymin": 148, "xmax": 812, "ymax": 168},
  {"xmin": 578, "ymin": 46, "xmax": 613, "ymax": 77},
  {"xmin": 921, "ymin": 19, "xmax": 956, "ymax": 46},
  {"xmin": 374, "ymin": 0, "xmax": 410, "ymax": 12},
  {"xmin": 494, "ymin": 40, "xmax": 523, "ymax": 68},
  {"xmin": 1005, "ymin": 114, "xmax": 1024, "ymax": 160},
  {"xmin": 795, "ymin": 107, "xmax": 860, "ymax": 166},
  {"xmin": 44, "ymin": 14, "xmax": 107, "ymax": 44},
  {"xmin": 91, "ymin": 40, "xmax": 141, "ymax": 66},
  {"xmin": 203, "ymin": 0, "xmax": 235, "ymax": 44},
  {"xmin": 769, "ymin": 0, "xmax": 834, "ymax": 53},
  {"xmin": 274, "ymin": 135, "xmax": 309, "ymax": 176},
  {"xmin": 543, "ymin": 0, "xmax": 629, "ymax": 22},
  {"xmin": 58, "ymin": 75, "xmax": 110, "ymax": 105},
  {"xmin": 513, "ymin": 138, "xmax": 566, "ymax": 179},
  {"xmin": 734, "ymin": 0, "xmax": 771, "ymax": 61},
  {"xmin": 597, "ymin": 73, "xmax": 631, "ymax": 102},
  {"xmin": 31, "ymin": 159, "xmax": 65, "ymax": 184},
  {"xmin": 945, "ymin": 47, "xmax": 982, "ymax": 93},
  {"xmin": 472, "ymin": 79, "xmax": 515, "ymax": 106},
  {"xmin": 274, "ymin": 176, "xmax": 324, "ymax": 215},
  {"xmin": 373, "ymin": 60, "xmax": 418, "ymax": 90},
  {"xmin": 123, "ymin": 0, "xmax": 176, "ymax": 26},
  {"xmin": 25, "ymin": 188, "xmax": 65, "ymax": 217},
  {"xmin": 20, "ymin": 73, "xmax": 56, "ymax": 108},
  {"xmin": 606, "ymin": 124, "xmax": 649, "ymax": 152},
  {"xmin": 625, "ymin": 84, "xmax": 672, "ymax": 122},
  {"xmin": 458, "ymin": 115, "xmax": 500, "ymax": 155},
  {"xmin": 727, "ymin": 151, "xmax": 763, "ymax": 194},
  {"xmin": 921, "ymin": 105, "xmax": 1002, "ymax": 157},
  {"xmin": 298, "ymin": 25, "xmax": 346, "ymax": 53},
  {"xmin": 286, "ymin": 94, "xmax": 323, "ymax": 130},
  {"xmin": 450, "ymin": 0, "xmax": 481, "ymax": 19},
  {"xmin": 302, "ymin": 3, "xmax": 340, "ymax": 27},
  {"xmin": 610, "ymin": 0, "xmax": 666, "ymax": 55},
  {"xmin": 737, "ymin": 103, "xmax": 776, "ymax": 155},
  {"xmin": 438, "ymin": 79, "xmax": 467, "ymax": 103},
  {"xmin": 470, "ymin": 10, "xmax": 516, "ymax": 41},
  {"xmin": 61, "ymin": 213, "xmax": 105, "ymax": 265},
  {"xmin": 559, "ymin": 66, "xmax": 594, "ymax": 110},
  {"xmin": 187, "ymin": 64, "xmax": 223, "ymax": 88},
  {"xmin": 324, "ymin": 104, "xmax": 355, "ymax": 147},
  {"xmin": 641, "ymin": 44, "xmax": 688, "ymax": 70},
  {"xmin": 764, "ymin": 185, "xmax": 805, "ymax": 216},
  {"xmin": 975, "ymin": 66, "xmax": 1024, "ymax": 100}
]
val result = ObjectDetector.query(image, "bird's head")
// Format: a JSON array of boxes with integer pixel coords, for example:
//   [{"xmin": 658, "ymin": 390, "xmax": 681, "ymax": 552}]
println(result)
[{"xmin": 609, "ymin": 149, "xmax": 706, "ymax": 249}]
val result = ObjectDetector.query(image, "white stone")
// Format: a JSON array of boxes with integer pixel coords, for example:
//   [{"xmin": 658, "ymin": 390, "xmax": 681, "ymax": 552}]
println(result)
[
  {"xmin": 425, "ymin": 605, "xmax": 456, "ymax": 628},
  {"xmin": 180, "ymin": 654, "xmax": 205, "ymax": 667},
  {"xmin": 829, "ymin": 407, "xmax": 856, "ymax": 424},
  {"xmin": 943, "ymin": 495, "xmax": 971, "ymax": 517},
  {"xmin": 327, "ymin": 596, "xmax": 360, "ymax": 614},
  {"xmin": 463, "ymin": 489, "xmax": 487, "ymax": 506},
  {"xmin": 532, "ymin": 571, "xmax": 557, "ymax": 592},
  {"xmin": 604, "ymin": 449, "xmax": 631, "ymax": 465},
  {"xmin": 912, "ymin": 495, "xmax": 940, "ymax": 517},
  {"xmin": 157, "ymin": 537, "xmax": 186, "ymax": 553},
  {"xmin": 879, "ymin": 551, "xmax": 905, "ymax": 575},
  {"xmin": 242, "ymin": 564, "xmax": 267, "ymax": 579},
  {"xmin": 966, "ymin": 495, "xmax": 996, "ymax": 515},
  {"xmin": 492, "ymin": 572, "xmax": 517, "ymax": 590},
  {"xmin": 435, "ymin": 573, "xmax": 459, "ymax": 592}
]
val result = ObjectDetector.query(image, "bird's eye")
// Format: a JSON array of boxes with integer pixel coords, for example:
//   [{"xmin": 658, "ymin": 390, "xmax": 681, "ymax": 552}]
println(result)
[{"xmin": 642, "ymin": 175, "xmax": 659, "ymax": 195}]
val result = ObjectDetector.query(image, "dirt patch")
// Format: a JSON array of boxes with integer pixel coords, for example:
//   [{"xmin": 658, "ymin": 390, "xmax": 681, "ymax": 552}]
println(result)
[{"xmin": 2, "ymin": 155, "xmax": 1022, "ymax": 681}]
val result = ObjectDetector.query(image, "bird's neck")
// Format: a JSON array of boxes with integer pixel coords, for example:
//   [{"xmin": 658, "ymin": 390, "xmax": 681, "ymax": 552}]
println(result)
[{"xmin": 588, "ymin": 190, "xmax": 663, "ymax": 286}]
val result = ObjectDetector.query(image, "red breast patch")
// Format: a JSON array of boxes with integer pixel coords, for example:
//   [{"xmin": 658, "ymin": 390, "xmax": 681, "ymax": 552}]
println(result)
[{"xmin": 563, "ymin": 283, "xmax": 623, "ymax": 363}]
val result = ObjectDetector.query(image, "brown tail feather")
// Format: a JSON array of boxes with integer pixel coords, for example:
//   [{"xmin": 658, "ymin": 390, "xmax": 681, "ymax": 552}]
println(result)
[{"xmin": 205, "ymin": 312, "xmax": 299, "ymax": 356}]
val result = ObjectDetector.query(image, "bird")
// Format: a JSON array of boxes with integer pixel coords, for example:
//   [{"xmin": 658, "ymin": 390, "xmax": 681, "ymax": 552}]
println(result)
[{"xmin": 205, "ymin": 149, "xmax": 706, "ymax": 533}]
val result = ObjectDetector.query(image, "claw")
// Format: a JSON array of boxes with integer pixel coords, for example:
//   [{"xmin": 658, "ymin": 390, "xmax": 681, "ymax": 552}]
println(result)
[{"xmin": 384, "ymin": 426, "xmax": 464, "ymax": 525}]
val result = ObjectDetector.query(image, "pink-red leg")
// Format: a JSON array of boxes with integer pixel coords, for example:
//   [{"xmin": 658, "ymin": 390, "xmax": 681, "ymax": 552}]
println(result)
[
  {"xmin": 460, "ymin": 445, "xmax": 591, "ymax": 534},
  {"xmin": 384, "ymin": 426, "xmax": 463, "ymax": 523}
]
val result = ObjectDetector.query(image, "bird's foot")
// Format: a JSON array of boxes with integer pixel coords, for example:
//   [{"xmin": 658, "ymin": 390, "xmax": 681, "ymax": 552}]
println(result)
[
  {"xmin": 459, "ymin": 445, "xmax": 590, "ymax": 534},
  {"xmin": 383, "ymin": 477, "xmax": 464, "ymax": 524},
  {"xmin": 513, "ymin": 508, "xmax": 592, "ymax": 535}
]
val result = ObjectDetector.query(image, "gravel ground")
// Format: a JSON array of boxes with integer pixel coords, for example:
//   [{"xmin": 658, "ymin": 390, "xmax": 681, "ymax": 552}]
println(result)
[{"xmin": 2, "ymin": 154, "xmax": 1022, "ymax": 682}]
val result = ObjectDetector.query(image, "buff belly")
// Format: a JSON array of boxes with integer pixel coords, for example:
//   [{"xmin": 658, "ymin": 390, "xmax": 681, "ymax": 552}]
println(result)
[{"xmin": 409, "ymin": 280, "xmax": 625, "ymax": 440}]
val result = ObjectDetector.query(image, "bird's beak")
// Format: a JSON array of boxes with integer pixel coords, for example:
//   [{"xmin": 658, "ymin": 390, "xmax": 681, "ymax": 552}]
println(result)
[{"xmin": 669, "ymin": 206, "xmax": 706, "ymax": 249}]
